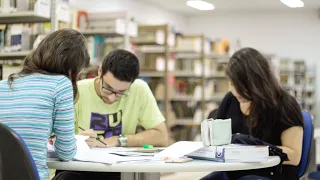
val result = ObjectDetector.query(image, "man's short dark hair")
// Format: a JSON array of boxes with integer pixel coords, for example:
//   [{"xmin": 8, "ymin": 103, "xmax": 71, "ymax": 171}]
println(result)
[{"xmin": 101, "ymin": 49, "xmax": 140, "ymax": 82}]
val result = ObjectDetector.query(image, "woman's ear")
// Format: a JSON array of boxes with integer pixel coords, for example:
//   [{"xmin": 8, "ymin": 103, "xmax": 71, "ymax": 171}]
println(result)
[{"xmin": 98, "ymin": 65, "xmax": 102, "ymax": 77}]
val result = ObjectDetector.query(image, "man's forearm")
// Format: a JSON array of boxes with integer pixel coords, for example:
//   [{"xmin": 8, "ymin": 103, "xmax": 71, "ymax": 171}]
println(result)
[{"xmin": 126, "ymin": 129, "xmax": 168, "ymax": 147}]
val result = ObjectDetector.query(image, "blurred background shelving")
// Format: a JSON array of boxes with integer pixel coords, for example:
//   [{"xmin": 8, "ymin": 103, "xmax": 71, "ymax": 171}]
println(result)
[{"xmin": 0, "ymin": 0, "xmax": 316, "ymax": 144}]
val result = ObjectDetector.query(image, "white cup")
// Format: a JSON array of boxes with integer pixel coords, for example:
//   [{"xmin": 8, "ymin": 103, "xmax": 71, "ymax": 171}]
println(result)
[
  {"xmin": 201, "ymin": 118, "xmax": 232, "ymax": 146},
  {"xmin": 210, "ymin": 118, "xmax": 232, "ymax": 146}
]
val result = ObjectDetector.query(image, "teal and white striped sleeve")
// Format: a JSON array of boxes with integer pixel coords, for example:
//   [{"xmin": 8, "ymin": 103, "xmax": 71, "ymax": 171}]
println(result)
[{"xmin": 52, "ymin": 77, "xmax": 77, "ymax": 161}]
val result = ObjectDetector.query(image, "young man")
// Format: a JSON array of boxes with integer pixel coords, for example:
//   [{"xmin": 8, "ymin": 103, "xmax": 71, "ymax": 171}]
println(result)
[
  {"xmin": 76, "ymin": 49, "xmax": 168, "ymax": 148},
  {"xmin": 53, "ymin": 49, "xmax": 168, "ymax": 180}
]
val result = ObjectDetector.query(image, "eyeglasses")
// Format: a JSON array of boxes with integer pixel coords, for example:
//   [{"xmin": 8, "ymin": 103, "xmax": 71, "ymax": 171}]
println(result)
[{"xmin": 100, "ymin": 80, "xmax": 130, "ymax": 98}]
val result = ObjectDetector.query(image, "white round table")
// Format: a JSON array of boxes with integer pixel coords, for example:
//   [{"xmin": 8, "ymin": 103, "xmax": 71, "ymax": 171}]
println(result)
[{"xmin": 47, "ymin": 156, "xmax": 280, "ymax": 180}]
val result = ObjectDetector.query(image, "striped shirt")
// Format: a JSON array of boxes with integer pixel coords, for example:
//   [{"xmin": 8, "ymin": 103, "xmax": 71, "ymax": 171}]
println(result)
[{"xmin": 0, "ymin": 74, "xmax": 77, "ymax": 180}]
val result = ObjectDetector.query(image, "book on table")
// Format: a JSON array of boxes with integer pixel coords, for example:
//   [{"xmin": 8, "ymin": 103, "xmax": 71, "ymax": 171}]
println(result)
[{"xmin": 187, "ymin": 144, "xmax": 269, "ymax": 163}]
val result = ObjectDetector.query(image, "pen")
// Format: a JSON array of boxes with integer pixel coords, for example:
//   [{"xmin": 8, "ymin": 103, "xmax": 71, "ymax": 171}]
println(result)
[{"xmin": 79, "ymin": 126, "xmax": 108, "ymax": 146}]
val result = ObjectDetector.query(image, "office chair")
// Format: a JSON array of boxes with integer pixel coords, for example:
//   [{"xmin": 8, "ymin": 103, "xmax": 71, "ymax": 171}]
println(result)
[
  {"xmin": 0, "ymin": 123, "xmax": 40, "ymax": 180},
  {"xmin": 297, "ymin": 110, "xmax": 313, "ymax": 178}
]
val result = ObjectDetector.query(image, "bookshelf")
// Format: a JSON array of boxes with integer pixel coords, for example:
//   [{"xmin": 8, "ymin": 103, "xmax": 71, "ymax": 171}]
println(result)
[
  {"xmin": 133, "ymin": 29, "xmax": 230, "ymax": 138},
  {"xmin": 278, "ymin": 58, "xmax": 316, "ymax": 115},
  {"xmin": 80, "ymin": 30, "xmax": 124, "ymax": 37},
  {"xmin": 0, "ymin": 11, "xmax": 50, "ymax": 24},
  {"xmin": 76, "ymin": 11, "xmax": 137, "ymax": 77},
  {"xmin": 0, "ymin": 0, "xmax": 70, "ymax": 79},
  {"xmin": 132, "ymin": 24, "xmax": 171, "ymax": 126},
  {"xmin": 0, "ymin": 51, "xmax": 31, "ymax": 60},
  {"xmin": 171, "ymin": 35, "xmax": 229, "ymax": 127}
]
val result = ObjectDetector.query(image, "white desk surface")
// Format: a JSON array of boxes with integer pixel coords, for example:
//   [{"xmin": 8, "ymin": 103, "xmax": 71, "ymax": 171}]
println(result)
[{"xmin": 47, "ymin": 156, "xmax": 280, "ymax": 173}]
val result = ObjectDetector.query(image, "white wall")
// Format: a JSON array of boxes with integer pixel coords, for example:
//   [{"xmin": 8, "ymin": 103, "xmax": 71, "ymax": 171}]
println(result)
[
  {"xmin": 186, "ymin": 10, "xmax": 320, "ymax": 64},
  {"xmin": 186, "ymin": 10, "xmax": 320, "ymax": 124},
  {"xmin": 69, "ymin": 0, "xmax": 188, "ymax": 32}
]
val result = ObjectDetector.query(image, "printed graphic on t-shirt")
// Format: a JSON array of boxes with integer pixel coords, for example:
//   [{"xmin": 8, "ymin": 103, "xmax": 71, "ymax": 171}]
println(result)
[{"xmin": 90, "ymin": 110, "xmax": 122, "ymax": 138}]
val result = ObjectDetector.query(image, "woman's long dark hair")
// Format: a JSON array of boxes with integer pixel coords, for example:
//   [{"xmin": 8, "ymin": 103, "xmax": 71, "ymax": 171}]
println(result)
[
  {"xmin": 8, "ymin": 29, "xmax": 90, "ymax": 100},
  {"xmin": 226, "ymin": 47, "xmax": 303, "ymax": 140}
]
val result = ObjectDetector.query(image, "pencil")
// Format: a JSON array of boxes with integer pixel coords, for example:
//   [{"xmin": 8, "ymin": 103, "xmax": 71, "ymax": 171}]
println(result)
[{"xmin": 79, "ymin": 126, "xmax": 108, "ymax": 146}]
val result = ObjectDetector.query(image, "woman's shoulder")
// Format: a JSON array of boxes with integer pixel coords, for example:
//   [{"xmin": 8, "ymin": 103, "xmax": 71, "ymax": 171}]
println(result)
[
  {"xmin": 18, "ymin": 74, "xmax": 72, "ymax": 90},
  {"xmin": 23, "ymin": 73, "xmax": 69, "ymax": 81},
  {"xmin": 215, "ymin": 91, "xmax": 240, "ymax": 118}
]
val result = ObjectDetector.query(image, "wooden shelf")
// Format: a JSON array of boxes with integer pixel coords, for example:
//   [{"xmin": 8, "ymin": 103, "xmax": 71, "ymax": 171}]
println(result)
[
  {"xmin": 0, "ymin": 51, "xmax": 31, "ymax": 60},
  {"xmin": 210, "ymin": 72, "xmax": 226, "ymax": 78},
  {"xmin": 131, "ymin": 40, "xmax": 164, "ymax": 46},
  {"xmin": 171, "ymin": 93, "xmax": 225, "ymax": 102},
  {"xmin": 172, "ymin": 71, "xmax": 201, "ymax": 77},
  {"xmin": 136, "ymin": 47, "xmax": 166, "ymax": 53},
  {"xmin": 139, "ymin": 71, "xmax": 164, "ymax": 77},
  {"xmin": 139, "ymin": 71, "xmax": 226, "ymax": 79},
  {"xmin": 81, "ymin": 30, "xmax": 124, "ymax": 37},
  {"xmin": 0, "ymin": 11, "xmax": 50, "ymax": 24},
  {"xmin": 208, "ymin": 53, "xmax": 229, "ymax": 59},
  {"xmin": 172, "ymin": 71, "xmax": 226, "ymax": 78},
  {"xmin": 175, "ymin": 119, "xmax": 200, "ymax": 126},
  {"xmin": 175, "ymin": 53, "xmax": 201, "ymax": 59}
]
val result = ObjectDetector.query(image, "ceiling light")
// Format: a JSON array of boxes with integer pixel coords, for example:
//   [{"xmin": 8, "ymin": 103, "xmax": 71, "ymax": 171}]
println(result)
[
  {"xmin": 280, "ymin": 0, "xmax": 304, "ymax": 8},
  {"xmin": 186, "ymin": 0, "xmax": 215, "ymax": 11}
]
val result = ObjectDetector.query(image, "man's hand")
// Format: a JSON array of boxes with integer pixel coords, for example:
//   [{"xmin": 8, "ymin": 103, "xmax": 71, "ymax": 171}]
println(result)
[
  {"xmin": 79, "ymin": 129, "xmax": 107, "ymax": 148},
  {"xmin": 103, "ymin": 136, "xmax": 120, "ymax": 147},
  {"xmin": 48, "ymin": 135, "xmax": 56, "ymax": 145}
]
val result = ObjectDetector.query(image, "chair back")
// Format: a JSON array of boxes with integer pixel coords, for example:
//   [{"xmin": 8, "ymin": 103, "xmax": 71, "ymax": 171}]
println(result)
[
  {"xmin": 298, "ymin": 110, "xmax": 313, "ymax": 177},
  {"xmin": 0, "ymin": 123, "xmax": 39, "ymax": 180}
]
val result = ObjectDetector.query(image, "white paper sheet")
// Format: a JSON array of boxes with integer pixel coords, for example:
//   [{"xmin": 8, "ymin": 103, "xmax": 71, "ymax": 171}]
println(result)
[
  {"xmin": 73, "ymin": 137, "xmax": 152, "ymax": 164},
  {"xmin": 47, "ymin": 135, "xmax": 89, "ymax": 153},
  {"xmin": 154, "ymin": 141, "xmax": 204, "ymax": 159},
  {"xmin": 74, "ymin": 135, "xmax": 90, "ymax": 158},
  {"xmin": 74, "ymin": 150, "xmax": 152, "ymax": 164},
  {"xmin": 48, "ymin": 136, "xmax": 154, "ymax": 164}
]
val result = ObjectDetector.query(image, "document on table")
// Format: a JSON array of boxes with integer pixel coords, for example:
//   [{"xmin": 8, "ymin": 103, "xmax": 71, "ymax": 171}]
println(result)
[
  {"xmin": 91, "ymin": 147, "xmax": 165, "ymax": 157},
  {"xmin": 154, "ymin": 141, "xmax": 204, "ymax": 159},
  {"xmin": 48, "ymin": 135, "xmax": 152, "ymax": 164},
  {"xmin": 74, "ymin": 135, "xmax": 152, "ymax": 164},
  {"xmin": 47, "ymin": 135, "xmax": 90, "ymax": 153}
]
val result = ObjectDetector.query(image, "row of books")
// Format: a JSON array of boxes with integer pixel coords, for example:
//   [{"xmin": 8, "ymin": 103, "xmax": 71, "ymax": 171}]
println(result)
[
  {"xmin": 0, "ymin": 0, "xmax": 37, "ymax": 13},
  {"xmin": 140, "ymin": 77, "xmax": 227, "ymax": 100},
  {"xmin": 133, "ymin": 30, "xmax": 230, "ymax": 55},
  {"xmin": 0, "ymin": 23, "xmax": 50, "ymax": 52},
  {"xmin": 0, "ymin": 62, "xmax": 22, "ymax": 80},
  {"xmin": 136, "ymin": 53, "xmax": 227, "ymax": 74}
]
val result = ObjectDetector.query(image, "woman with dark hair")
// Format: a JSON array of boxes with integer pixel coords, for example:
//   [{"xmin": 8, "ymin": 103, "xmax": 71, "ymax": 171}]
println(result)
[
  {"xmin": 203, "ymin": 47, "xmax": 304, "ymax": 180},
  {"xmin": 0, "ymin": 29, "xmax": 90, "ymax": 180}
]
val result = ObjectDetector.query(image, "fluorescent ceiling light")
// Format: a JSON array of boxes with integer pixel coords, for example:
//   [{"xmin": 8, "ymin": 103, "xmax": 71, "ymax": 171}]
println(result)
[
  {"xmin": 186, "ymin": 0, "xmax": 215, "ymax": 11},
  {"xmin": 280, "ymin": 0, "xmax": 304, "ymax": 8}
]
